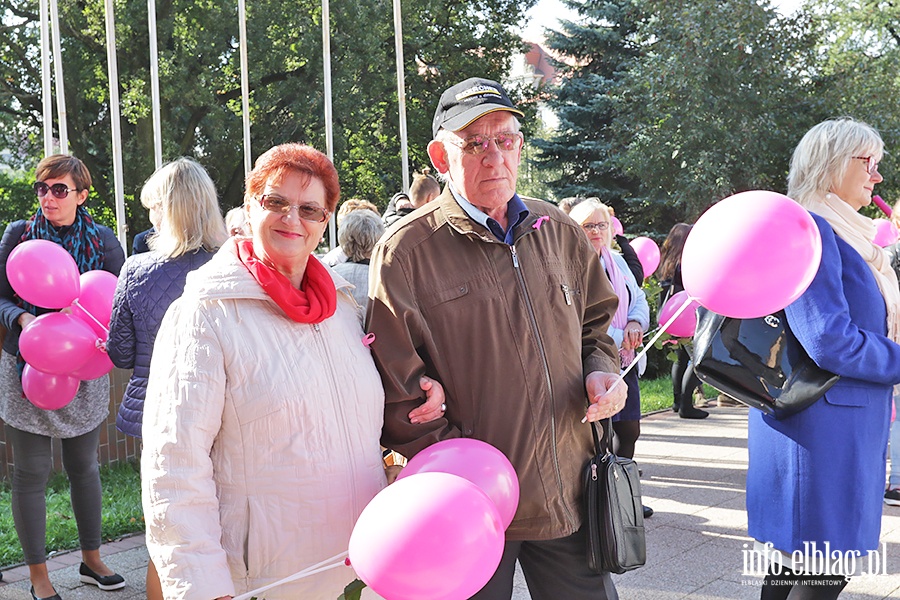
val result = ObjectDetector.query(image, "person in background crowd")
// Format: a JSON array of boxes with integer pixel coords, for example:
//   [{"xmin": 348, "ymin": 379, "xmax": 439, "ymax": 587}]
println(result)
[
  {"xmin": 408, "ymin": 170, "xmax": 441, "ymax": 209},
  {"xmin": 747, "ymin": 118, "xmax": 900, "ymax": 599},
  {"xmin": 132, "ymin": 226, "xmax": 155, "ymax": 254},
  {"xmin": 368, "ymin": 77, "xmax": 625, "ymax": 600},
  {"xmin": 224, "ymin": 206, "xmax": 248, "ymax": 237},
  {"xmin": 107, "ymin": 157, "xmax": 227, "ymax": 600},
  {"xmin": 569, "ymin": 198, "xmax": 654, "ymax": 519},
  {"xmin": 560, "ymin": 197, "xmax": 643, "ymax": 282},
  {"xmin": 320, "ymin": 198, "xmax": 380, "ymax": 267},
  {"xmin": 382, "ymin": 191, "xmax": 415, "ymax": 227},
  {"xmin": 657, "ymin": 223, "xmax": 708, "ymax": 419},
  {"xmin": 141, "ymin": 143, "xmax": 445, "ymax": 600},
  {"xmin": 0, "ymin": 154, "xmax": 126, "ymax": 600},
  {"xmin": 332, "ymin": 209, "xmax": 385, "ymax": 308}
]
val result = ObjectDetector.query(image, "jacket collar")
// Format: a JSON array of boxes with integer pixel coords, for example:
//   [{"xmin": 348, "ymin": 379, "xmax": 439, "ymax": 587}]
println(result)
[{"xmin": 438, "ymin": 186, "xmax": 541, "ymax": 244}]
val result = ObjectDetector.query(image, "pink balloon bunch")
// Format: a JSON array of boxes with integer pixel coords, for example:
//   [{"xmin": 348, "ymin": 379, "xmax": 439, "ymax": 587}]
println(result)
[
  {"xmin": 658, "ymin": 291, "xmax": 700, "ymax": 338},
  {"xmin": 349, "ymin": 439, "xmax": 518, "ymax": 600},
  {"xmin": 7, "ymin": 240, "xmax": 117, "ymax": 410},
  {"xmin": 681, "ymin": 191, "xmax": 821, "ymax": 319},
  {"xmin": 630, "ymin": 236, "xmax": 660, "ymax": 278}
]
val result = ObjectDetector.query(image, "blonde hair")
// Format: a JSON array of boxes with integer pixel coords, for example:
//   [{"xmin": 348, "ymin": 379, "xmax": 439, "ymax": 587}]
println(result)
[
  {"xmin": 409, "ymin": 170, "xmax": 441, "ymax": 208},
  {"xmin": 568, "ymin": 198, "xmax": 613, "ymax": 248},
  {"xmin": 141, "ymin": 158, "xmax": 228, "ymax": 258},
  {"xmin": 788, "ymin": 117, "xmax": 884, "ymax": 208},
  {"xmin": 336, "ymin": 198, "xmax": 379, "ymax": 227}
]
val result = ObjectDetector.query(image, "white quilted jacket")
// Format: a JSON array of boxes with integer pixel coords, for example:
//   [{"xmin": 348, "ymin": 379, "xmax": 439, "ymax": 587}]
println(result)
[{"xmin": 142, "ymin": 240, "xmax": 386, "ymax": 599}]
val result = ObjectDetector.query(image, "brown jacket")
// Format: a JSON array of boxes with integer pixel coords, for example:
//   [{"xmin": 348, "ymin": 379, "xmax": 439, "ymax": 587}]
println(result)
[{"xmin": 366, "ymin": 189, "xmax": 620, "ymax": 540}]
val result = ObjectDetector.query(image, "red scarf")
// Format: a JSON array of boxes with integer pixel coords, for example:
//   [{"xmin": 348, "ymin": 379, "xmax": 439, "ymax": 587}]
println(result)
[{"xmin": 237, "ymin": 239, "xmax": 336, "ymax": 324}]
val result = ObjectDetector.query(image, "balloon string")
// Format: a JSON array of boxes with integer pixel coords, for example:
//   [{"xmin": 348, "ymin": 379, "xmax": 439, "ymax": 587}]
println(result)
[
  {"xmin": 584, "ymin": 296, "xmax": 695, "ymax": 423},
  {"xmin": 71, "ymin": 299, "xmax": 109, "ymax": 335},
  {"xmin": 231, "ymin": 551, "xmax": 348, "ymax": 600}
]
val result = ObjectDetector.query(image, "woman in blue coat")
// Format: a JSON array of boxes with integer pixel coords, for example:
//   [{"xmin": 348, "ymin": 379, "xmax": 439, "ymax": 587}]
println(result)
[
  {"xmin": 108, "ymin": 157, "xmax": 227, "ymax": 438},
  {"xmin": 746, "ymin": 118, "xmax": 900, "ymax": 599}
]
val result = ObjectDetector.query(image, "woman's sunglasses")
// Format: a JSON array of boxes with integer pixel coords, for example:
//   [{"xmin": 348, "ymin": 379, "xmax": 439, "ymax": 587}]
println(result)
[{"xmin": 34, "ymin": 181, "xmax": 80, "ymax": 199}]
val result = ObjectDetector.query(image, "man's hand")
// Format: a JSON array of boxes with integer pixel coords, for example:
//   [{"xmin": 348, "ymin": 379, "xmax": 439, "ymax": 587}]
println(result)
[
  {"xmin": 583, "ymin": 371, "xmax": 627, "ymax": 423},
  {"xmin": 407, "ymin": 376, "xmax": 447, "ymax": 424}
]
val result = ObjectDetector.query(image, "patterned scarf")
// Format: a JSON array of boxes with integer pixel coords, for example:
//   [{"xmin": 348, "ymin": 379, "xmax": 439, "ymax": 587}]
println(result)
[
  {"xmin": 16, "ymin": 206, "xmax": 104, "ymax": 374},
  {"xmin": 237, "ymin": 239, "xmax": 336, "ymax": 324}
]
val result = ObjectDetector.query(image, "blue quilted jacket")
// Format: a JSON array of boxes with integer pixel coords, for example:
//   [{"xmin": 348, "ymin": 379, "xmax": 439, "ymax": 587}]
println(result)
[{"xmin": 107, "ymin": 249, "xmax": 215, "ymax": 437}]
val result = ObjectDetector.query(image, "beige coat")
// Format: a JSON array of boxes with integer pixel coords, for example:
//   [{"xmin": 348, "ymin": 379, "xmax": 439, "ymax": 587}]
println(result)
[{"xmin": 142, "ymin": 240, "xmax": 386, "ymax": 600}]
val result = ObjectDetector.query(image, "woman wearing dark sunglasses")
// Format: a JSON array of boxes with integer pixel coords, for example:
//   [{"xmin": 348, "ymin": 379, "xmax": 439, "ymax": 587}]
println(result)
[
  {"xmin": 140, "ymin": 143, "xmax": 445, "ymax": 599},
  {"xmin": 0, "ymin": 154, "xmax": 125, "ymax": 600}
]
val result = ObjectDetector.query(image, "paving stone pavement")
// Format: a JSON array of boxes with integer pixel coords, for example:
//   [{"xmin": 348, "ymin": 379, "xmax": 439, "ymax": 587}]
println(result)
[{"xmin": 3, "ymin": 406, "xmax": 900, "ymax": 599}]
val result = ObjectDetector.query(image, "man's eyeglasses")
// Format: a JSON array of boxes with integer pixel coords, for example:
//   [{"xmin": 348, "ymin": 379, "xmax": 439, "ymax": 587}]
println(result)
[
  {"xmin": 34, "ymin": 181, "xmax": 79, "ymax": 199},
  {"xmin": 852, "ymin": 156, "xmax": 880, "ymax": 175},
  {"xmin": 256, "ymin": 194, "xmax": 330, "ymax": 223},
  {"xmin": 445, "ymin": 132, "xmax": 523, "ymax": 155},
  {"xmin": 581, "ymin": 222, "xmax": 610, "ymax": 232}
]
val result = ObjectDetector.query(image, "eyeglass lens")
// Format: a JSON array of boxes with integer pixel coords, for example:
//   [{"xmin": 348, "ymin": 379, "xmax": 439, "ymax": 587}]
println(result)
[
  {"xmin": 459, "ymin": 133, "xmax": 521, "ymax": 155},
  {"xmin": 582, "ymin": 222, "xmax": 609, "ymax": 232},
  {"xmin": 33, "ymin": 182, "xmax": 75, "ymax": 199},
  {"xmin": 259, "ymin": 195, "xmax": 329, "ymax": 223}
]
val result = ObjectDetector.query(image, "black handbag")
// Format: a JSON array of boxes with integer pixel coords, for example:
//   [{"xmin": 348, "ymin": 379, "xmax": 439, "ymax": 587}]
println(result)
[
  {"xmin": 583, "ymin": 420, "xmax": 646, "ymax": 574},
  {"xmin": 692, "ymin": 307, "xmax": 839, "ymax": 419}
]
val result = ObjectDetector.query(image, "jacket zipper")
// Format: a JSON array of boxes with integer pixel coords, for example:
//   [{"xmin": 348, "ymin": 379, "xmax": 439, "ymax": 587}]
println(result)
[
  {"xmin": 510, "ymin": 244, "xmax": 577, "ymax": 530},
  {"xmin": 311, "ymin": 321, "xmax": 360, "ymax": 516}
]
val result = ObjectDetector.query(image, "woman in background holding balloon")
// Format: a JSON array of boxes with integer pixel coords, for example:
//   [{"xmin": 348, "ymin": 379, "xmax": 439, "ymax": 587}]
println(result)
[
  {"xmin": 746, "ymin": 118, "xmax": 900, "ymax": 599},
  {"xmin": 140, "ymin": 144, "xmax": 444, "ymax": 599},
  {"xmin": 569, "ymin": 198, "xmax": 652, "ymax": 517},
  {"xmin": 657, "ymin": 223, "xmax": 708, "ymax": 419},
  {"xmin": 0, "ymin": 154, "xmax": 125, "ymax": 600},
  {"xmin": 106, "ymin": 158, "xmax": 227, "ymax": 600}
]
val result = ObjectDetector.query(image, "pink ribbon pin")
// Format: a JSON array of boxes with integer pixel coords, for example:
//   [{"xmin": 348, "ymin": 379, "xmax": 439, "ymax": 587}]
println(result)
[
  {"xmin": 532, "ymin": 216, "xmax": 550, "ymax": 230},
  {"xmin": 362, "ymin": 333, "xmax": 375, "ymax": 347}
]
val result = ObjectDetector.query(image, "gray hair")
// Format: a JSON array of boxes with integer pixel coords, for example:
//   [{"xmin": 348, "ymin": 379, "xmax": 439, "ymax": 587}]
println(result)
[
  {"xmin": 338, "ymin": 209, "xmax": 386, "ymax": 262},
  {"xmin": 568, "ymin": 198, "xmax": 613, "ymax": 248},
  {"xmin": 788, "ymin": 117, "xmax": 884, "ymax": 208}
]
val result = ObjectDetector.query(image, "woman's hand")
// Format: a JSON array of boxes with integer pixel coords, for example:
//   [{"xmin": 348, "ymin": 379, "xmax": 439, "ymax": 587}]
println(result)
[
  {"xmin": 17, "ymin": 313, "xmax": 35, "ymax": 329},
  {"xmin": 408, "ymin": 376, "xmax": 447, "ymax": 424},
  {"xmin": 623, "ymin": 320, "xmax": 643, "ymax": 351}
]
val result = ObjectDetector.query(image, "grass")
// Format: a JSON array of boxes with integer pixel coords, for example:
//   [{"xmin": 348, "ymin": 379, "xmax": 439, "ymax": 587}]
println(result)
[
  {"xmin": 0, "ymin": 376, "xmax": 707, "ymax": 569},
  {"xmin": 0, "ymin": 461, "xmax": 144, "ymax": 568}
]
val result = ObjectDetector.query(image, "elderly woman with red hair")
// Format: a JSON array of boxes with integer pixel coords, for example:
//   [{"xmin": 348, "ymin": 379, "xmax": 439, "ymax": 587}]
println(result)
[{"xmin": 140, "ymin": 144, "xmax": 444, "ymax": 600}]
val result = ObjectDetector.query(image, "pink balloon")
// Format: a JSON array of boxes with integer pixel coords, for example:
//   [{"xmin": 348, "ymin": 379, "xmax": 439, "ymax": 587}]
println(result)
[
  {"xmin": 611, "ymin": 216, "xmax": 624, "ymax": 236},
  {"xmin": 873, "ymin": 218, "xmax": 899, "ymax": 247},
  {"xmin": 657, "ymin": 291, "xmax": 700, "ymax": 338},
  {"xmin": 630, "ymin": 236, "xmax": 660, "ymax": 277},
  {"xmin": 397, "ymin": 438, "xmax": 520, "ymax": 529},
  {"xmin": 349, "ymin": 472, "xmax": 504, "ymax": 600},
  {"xmin": 22, "ymin": 364, "xmax": 80, "ymax": 410},
  {"xmin": 19, "ymin": 313, "xmax": 97, "ymax": 375},
  {"xmin": 71, "ymin": 270, "xmax": 119, "ymax": 335},
  {"xmin": 6, "ymin": 240, "xmax": 80, "ymax": 309},
  {"xmin": 682, "ymin": 190, "xmax": 821, "ymax": 319},
  {"xmin": 70, "ymin": 346, "xmax": 114, "ymax": 380}
]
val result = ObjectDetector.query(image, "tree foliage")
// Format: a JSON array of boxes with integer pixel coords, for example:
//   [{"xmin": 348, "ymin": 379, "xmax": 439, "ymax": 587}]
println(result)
[
  {"xmin": 536, "ymin": 0, "xmax": 900, "ymax": 236},
  {"xmin": 0, "ymin": 0, "xmax": 535, "ymax": 240}
]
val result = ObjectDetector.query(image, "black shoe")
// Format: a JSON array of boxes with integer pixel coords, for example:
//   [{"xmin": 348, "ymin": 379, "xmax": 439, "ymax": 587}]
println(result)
[
  {"xmin": 672, "ymin": 403, "xmax": 680, "ymax": 413},
  {"xmin": 79, "ymin": 563, "xmax": 125, "ymax": 591},
  {"xmin": 679, "ymin": 406, "xmax": 709, "ymax": 419},
  {"xmin": 30, "ymin": 586, "xmax": 62, "ymax": 600},
  {"xmin": 642, "ymin": 505, "xmax": 654, "ymax": 518}
]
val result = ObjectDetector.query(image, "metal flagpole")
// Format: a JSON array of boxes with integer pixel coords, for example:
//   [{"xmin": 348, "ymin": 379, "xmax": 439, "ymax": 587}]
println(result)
[
  {"xmin": 39, "ymin": 0, "xmax": 53, "ymax": 156},
  {"xmin": 321, "ymin": 0, "xmax": 335, "ymax": 249},
  {"xmin": 392, "ymin": 0, "xmax": 409, "ymax": 193},
  {"xmin": 148, "ymin": 0, "xmax": 162, "ymax": 169},
  {"xmin": 48, "ymin": 0, "xmax": 68, "ymax": 154},
  {"xmin": 104, "ymin": 0, "xmax": 128, "ymax": 250},
  {"xmin": 238, "ymin": 0, "xmax": 252, "ymax": 175}
]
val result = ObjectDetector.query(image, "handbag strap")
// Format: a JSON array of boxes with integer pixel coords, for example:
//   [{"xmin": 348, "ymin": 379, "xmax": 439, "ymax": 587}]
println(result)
[{"xmin": 590, "ymin": 419, "xmax": 614, "ymax": 455}]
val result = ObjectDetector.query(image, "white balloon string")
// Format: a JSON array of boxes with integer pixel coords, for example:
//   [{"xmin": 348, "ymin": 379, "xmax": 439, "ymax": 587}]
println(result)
[
  {"xmin": 70, "ymin": 299, "xmax": 109, "ymax": 335},
  {"xmin": 584, "ymin": 296, "xmax": 695, "ymax": 423},
  {"xmin": 231, "ymin": 551, "xmax": 349, "ymax": 600}
]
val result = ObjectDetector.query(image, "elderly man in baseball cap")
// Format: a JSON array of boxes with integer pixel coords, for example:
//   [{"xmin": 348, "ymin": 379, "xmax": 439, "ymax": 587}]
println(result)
[{"xmin": 367, "ymin": 77, "xmax": 625, "ymax": 600}]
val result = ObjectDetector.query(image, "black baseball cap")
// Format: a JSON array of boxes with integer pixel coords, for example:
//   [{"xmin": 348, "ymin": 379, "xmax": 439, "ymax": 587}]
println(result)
[{"xmin": 432, "ymin": 77, "xmax": 525, "ymax": 137}]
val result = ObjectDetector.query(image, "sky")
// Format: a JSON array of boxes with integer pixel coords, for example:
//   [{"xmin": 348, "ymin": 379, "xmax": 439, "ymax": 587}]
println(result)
[{"xmin": 521, "ymin": 0, "xmax": 806, "ymax": 44}]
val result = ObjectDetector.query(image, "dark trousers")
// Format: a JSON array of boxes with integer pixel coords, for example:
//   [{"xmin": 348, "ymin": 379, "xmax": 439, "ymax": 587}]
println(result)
[
  {"xmin": 760, "ymin": 564, "xmax": 849, "ymax": 600},
  {"xmin": 470, "ymin": 528, "xmax": 619, "ymax": 600},
  {"xmin": 6, "ymin": 424, "xmax": 103, "ymax": 564},
  {"xmin": 672, "ymin": 345, "xmax": 701, "ymax": 408}
]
